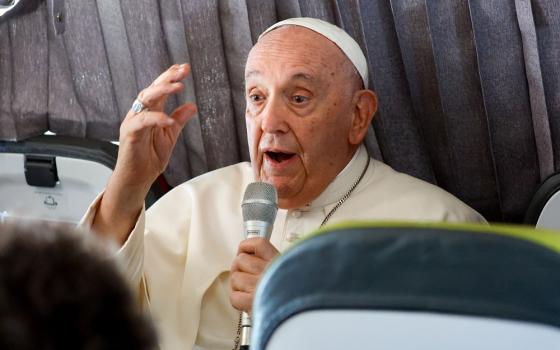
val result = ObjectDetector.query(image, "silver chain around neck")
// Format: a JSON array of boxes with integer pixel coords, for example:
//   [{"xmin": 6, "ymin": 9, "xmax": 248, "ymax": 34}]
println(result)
[{"xmin": 320, "ymin": 156, "xmax": 370, "ymax": 227}]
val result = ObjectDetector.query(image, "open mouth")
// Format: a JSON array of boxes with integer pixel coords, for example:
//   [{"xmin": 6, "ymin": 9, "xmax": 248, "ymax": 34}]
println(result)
[{"xmin": 265, "ymin": 151, "xmax": 296, "ymax": 163}]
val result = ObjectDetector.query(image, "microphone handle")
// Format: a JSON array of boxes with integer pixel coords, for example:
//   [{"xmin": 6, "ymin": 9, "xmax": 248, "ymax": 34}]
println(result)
[
  {"xmin": 240, "ymin": 223, "xmax": 273, "ymax": 349},
  {"xmin": 244, "ymin": 220, "xmax": 273, "ymax": 241},
  {"xmin": 240, "ymin": 311, "xmax": 252, "ymax": 349}
]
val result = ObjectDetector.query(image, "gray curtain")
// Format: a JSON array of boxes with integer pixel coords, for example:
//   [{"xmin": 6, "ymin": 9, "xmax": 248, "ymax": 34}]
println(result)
[{"xmin": 0, "ymin": 0, "xmax": 558, "ymax": 223}]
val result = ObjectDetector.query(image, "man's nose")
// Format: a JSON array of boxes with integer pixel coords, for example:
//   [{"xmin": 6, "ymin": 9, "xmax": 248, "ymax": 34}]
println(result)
[{"xmin": 260, "ymin": 96, "xmax": 289, "ymax": 134}]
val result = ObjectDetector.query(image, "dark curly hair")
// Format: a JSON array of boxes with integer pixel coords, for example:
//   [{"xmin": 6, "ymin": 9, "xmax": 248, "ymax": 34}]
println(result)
[{"xmin": 0, "ymin": 223, "xmax": 157, "ymax": 350}]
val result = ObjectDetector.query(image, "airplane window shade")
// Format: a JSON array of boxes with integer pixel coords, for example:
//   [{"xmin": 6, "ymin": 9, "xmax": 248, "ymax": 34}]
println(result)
[{"xmin": 1, "ymin": 0, "xmax": 559, "ymax": 223}]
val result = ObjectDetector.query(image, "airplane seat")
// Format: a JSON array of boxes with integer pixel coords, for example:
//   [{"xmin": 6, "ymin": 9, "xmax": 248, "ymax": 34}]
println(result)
[
  {"xmin": 525, "ymin": 173, "xmax": 560, "ymax": 229},
  {"xmin": 251, "ymin": 223, "xmax": 560, "ymax": 350},
  {"xmin": 0, "ymin": 135, "xmax": 164, "ymax": 225},
  {"xmin": 0, "ymin": 0, "xmax": 40, "ymax": 20}
]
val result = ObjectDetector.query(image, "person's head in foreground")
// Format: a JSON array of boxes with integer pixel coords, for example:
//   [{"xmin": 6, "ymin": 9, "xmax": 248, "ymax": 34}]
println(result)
[
  {"xmin": 0, "ymin": 223, "xmax": 157, "ymax": 350},
  {"xmin": 245, "ymin": 17, "xmax": 378, "ymax": 209}
]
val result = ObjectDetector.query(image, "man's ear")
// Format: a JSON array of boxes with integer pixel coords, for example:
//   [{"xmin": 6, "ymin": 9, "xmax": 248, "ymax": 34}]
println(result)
[{"xmin": 348, "ymin": 89, "xmax": 377, "ymax": 145}]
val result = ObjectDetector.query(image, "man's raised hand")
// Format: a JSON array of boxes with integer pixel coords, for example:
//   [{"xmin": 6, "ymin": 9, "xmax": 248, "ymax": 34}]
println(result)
[
  {"xmin": 92, "ymin": 64, "xmax": 196, "ymax": 244},
  {"xmin": 115, "ymin": 64, "xmax": 197, "ymax": 189}
]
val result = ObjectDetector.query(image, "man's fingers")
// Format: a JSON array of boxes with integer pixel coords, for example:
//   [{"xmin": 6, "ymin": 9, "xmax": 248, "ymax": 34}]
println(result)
[
  {"xmin": 125, "ymin": 111, "xmax": 175, "ymax": 135},
  {"xmin": 231, "ymin": 253, "xmax": 268, "ymax": 275},
  {"xmin": 169, "ymin": 103, "xmax": 197, "ymax": 137},
  {"xmin": 229, "ymin": 290, "xmax": 253, "ymax": 313},
  {"xmin": 123, "ymin": 64, "xmax": 191, "ymax": 121},
  {"xmin": 229, "ymin": 271, "xmax": 257, "ymax": 313},
  {"xmin": 229, "ymin": 238, "xmax": 277, "ymax": 314},
  {"xmin": 121, "ymin": 103, "xmax": 195, "ymax": 142},
  {"xmin": 230, "ymin": 271, "xmax": 259, "ymax": 293},
  {"xmin": 237, "ymin": 237, "xmax": 279, "ymax": 261},
  {"xmin": 137, "ymin": 82, "xmax": 184, "ymax": 110},
  {"xmin": 152, "ymin": 63, "xmax": 190, "ymax": 86}
]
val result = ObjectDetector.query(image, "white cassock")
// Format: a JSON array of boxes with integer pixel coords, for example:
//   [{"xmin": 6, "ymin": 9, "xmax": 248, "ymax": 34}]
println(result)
[{"xmin": 81, "ymin": 145, "xmax": 485, "ymax": 350}]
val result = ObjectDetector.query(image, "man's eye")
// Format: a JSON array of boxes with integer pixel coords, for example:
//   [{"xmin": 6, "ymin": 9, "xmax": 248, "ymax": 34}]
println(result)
[
  {"xmin": 292, "ymin": 95, "xmax": 308, "ymax": 104},
  {"xmin": 249, "ymin": 94, "xmax": 264, "ymax": 103}
]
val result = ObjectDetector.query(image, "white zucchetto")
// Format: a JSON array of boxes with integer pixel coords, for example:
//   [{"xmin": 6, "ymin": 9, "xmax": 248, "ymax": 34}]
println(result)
[{"xmin": 259, "ymin": 17, "xmax": 369, "ymax": 87}]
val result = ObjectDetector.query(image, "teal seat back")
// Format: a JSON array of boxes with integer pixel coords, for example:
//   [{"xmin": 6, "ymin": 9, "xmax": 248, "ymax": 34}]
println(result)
[{"xmin": 252, "ymin": 222, "xmax": 560, "ymax": 349}]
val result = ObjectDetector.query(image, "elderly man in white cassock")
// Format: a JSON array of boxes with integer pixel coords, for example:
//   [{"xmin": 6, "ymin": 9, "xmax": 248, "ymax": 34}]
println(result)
[{"xmin": 81, "ymin": 17, "xmax": 485, "ymax": 350}]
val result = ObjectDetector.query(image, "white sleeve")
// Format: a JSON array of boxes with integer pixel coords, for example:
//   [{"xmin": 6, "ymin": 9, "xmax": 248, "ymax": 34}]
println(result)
[{"xmin": 78, "ymin": 191, "xmax": 145, "ymax": 289}]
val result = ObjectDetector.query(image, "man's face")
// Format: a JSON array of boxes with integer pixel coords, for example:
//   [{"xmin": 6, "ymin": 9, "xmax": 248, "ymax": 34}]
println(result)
[{"xmin": 245, "ymin": 26, "xmax": 361, "ymax": 209}]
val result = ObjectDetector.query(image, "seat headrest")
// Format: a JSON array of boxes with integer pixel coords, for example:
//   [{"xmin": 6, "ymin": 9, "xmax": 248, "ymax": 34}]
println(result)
[{"xmin": 252, "ymin": 222, "xmax": 560, "ymax": 349}]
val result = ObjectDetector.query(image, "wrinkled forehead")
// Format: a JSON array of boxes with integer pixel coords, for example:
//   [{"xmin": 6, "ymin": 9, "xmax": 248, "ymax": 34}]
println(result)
[{"xmin": 245, "ymin": 26, "xmax": 351, "ymax": 82}]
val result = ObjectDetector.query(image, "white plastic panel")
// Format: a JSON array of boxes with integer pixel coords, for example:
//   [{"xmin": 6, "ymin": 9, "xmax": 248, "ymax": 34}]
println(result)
[
  {"xmin": 0, "ymin": 153, "xmax": 112, "ymax": 224},
  {"xmin": 265, "ymin": 310, "xmax": 560, "ymax": 350},
  {"xmin": 536, "ymin": 191, "xmax": 560, "ymax": 230},
  {"xmin": 0, "ymin": 0, "xmax": 21, "ymax": 16}
]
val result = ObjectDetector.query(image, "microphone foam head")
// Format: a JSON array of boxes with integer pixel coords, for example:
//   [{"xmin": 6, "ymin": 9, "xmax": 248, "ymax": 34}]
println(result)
[{"xmin": 242, "ymin": 182, "xmax": 278, "ymax": 224}]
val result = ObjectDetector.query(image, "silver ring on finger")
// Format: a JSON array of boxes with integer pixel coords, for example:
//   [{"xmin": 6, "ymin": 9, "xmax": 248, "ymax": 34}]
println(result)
[{"xmin": 131, "ymin": 98, "xmax": 147, "ymax": 114}]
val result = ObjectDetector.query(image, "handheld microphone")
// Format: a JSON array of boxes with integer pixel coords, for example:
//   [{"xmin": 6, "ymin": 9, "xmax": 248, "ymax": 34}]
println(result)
[{"xmin": 239, "ymin": 182, "xmax": 278, "ymax": 350}]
